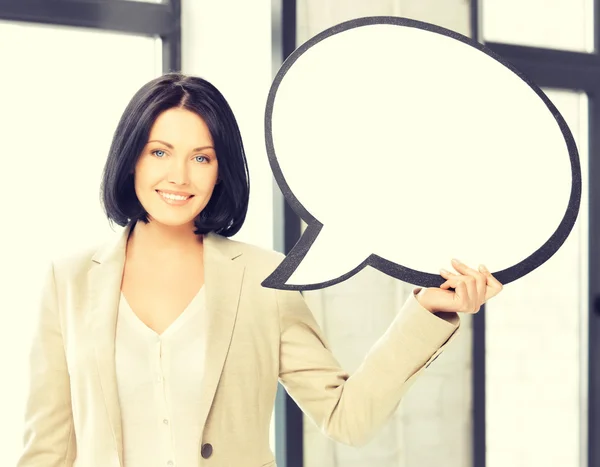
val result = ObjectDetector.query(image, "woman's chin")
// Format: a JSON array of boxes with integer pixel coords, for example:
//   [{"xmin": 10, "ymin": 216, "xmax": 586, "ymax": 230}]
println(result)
[{"xmin": 146, "ymin": 211, "xmax": 201, "ymax": 229}]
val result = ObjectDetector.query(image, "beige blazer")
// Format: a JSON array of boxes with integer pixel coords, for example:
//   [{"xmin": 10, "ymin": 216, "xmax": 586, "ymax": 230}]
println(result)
[{"xmin": 16, "ymin": 223, "xmax": 460, "ymax": 467}]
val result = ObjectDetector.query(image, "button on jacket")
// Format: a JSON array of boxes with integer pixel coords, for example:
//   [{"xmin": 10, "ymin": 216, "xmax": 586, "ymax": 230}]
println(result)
[{"xmin": 16, "ymin": 223, "xmax": 460, "ymax": 467}]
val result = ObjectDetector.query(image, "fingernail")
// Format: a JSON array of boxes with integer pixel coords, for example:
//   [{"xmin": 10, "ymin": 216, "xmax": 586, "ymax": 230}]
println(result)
[
  {"xmin": 440, "ymin": 268, "xmax": 450, "ymax": 275},
  {"xmin": 479, "ymin": 264, "xmax": 488, "ymax": 273},
  {"xmin": 452, "ymin": 258, "xmax": 461, "ymax": 264}
]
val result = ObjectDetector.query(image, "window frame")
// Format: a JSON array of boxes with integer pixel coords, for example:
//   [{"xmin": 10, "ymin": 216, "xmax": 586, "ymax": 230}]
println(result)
[{"xmin": 0, "ymin": 0, "xmax": 181, "ymax": 72}]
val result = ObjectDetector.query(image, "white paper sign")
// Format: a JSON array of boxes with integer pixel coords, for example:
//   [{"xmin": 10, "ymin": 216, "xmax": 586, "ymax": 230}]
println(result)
[{"xmin": 263, "ymin": 17, "xmax": 581, "ymax": 291}]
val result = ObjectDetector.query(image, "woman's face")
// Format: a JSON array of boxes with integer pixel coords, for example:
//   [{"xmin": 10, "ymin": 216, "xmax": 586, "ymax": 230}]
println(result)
[{"xmin": 133, "ymin": 107, "xmax": 219, "ymax": 229}]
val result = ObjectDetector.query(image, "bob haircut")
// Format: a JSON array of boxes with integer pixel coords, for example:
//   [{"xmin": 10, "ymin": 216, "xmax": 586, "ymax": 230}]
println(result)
[{"xmin": 100, "ymin": 72, "xmax": 250, "ymax": 237}]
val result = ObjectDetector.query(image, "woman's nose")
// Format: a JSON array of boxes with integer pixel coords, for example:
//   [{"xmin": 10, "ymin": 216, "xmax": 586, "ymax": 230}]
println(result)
[{"xmin": 167, "ymin": 160, "xmax": 189, "ymax": 185}]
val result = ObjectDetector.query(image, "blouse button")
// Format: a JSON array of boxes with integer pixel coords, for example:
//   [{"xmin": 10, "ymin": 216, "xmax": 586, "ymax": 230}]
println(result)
[{"xmin": 201, "ymin": 443, "xmax": 213, "ymax": 459}]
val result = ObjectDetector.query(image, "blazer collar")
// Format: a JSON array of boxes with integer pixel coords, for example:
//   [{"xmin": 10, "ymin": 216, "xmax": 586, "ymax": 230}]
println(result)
[{"xmin": 89, "ymin": 222, "xmax": 246, "ymax": 466}]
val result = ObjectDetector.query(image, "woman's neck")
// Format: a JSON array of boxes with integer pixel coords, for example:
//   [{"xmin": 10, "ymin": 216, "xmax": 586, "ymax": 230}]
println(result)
[{"xmin": 127, "ymin": 219, "xmax": 204, "ymax": 261}]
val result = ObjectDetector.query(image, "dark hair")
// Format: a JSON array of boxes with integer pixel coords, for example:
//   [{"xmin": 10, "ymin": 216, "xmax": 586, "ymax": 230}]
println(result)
[{"xmin": 100, "ymin": 72, "xmax": 250, "ymax": 237}]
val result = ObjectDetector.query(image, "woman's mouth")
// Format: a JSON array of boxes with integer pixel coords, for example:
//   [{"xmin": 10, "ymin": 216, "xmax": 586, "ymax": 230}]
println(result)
[{"xmin": 156, "ymin": 190, "xmax": 194, "ymax": 206}]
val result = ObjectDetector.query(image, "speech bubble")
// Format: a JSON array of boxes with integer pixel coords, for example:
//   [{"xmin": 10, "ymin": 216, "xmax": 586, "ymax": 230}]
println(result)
[{"xmin": 262, "ymin": 16, "xmax": 581, "ymax": 291}]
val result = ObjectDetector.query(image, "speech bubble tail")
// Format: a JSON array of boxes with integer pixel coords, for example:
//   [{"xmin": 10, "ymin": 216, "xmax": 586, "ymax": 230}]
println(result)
[
  {"xmin": 261, "ymin": 253, "xmax": 298, "ymax": 290},
  {"xmin": 262, "ymin": 225, "xmax": 369, "ymax": 290}
]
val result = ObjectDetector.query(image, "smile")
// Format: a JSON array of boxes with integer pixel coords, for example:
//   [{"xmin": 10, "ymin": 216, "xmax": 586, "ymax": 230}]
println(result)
[{"xmin": 156, "ymin": 190, "xmax": 194, "ymax": 205}]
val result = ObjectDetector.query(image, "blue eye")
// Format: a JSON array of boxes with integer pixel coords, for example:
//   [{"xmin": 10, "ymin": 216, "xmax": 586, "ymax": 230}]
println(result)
[
  {"xmin": 152, "ymin": 150, "xmax": 166, "ymax": 158},
  {"xmin": 195, "ymin": 155, "xmax": 208, "ymax": 163}
]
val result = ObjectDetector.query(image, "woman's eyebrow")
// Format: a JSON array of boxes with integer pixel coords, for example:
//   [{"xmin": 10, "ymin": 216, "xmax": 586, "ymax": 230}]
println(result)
[{"xmin": 147, "ymin": 139, "xmax": 214, "ymax": 152}]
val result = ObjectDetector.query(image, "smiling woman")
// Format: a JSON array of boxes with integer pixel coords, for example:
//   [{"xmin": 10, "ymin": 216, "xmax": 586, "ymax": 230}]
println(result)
[
  {"xmin": 100, "ymin": 73, "xmax": 250, "ymax": 237},
  {"xmin": 16, "ymin": 71, "xmax": 476, "ymax": 467}
]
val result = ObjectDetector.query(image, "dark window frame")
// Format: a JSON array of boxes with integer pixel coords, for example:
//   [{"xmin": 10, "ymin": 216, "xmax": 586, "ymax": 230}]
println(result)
[
  {"xmin": 0, "ymin": 0, "xmax": 181, "ymax": 73},
  {"xmin": 472, "ymin": 2, "xmax": 599, "ymax": 467},
  {"xmin": 272, "ymin": 3, "xmax": 303, "ymax": 467}
]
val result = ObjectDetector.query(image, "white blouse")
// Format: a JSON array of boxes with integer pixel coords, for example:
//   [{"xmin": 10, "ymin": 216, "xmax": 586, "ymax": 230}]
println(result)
[{"xmin": 115, "ymin": 286, "xmax": 206, "ymax": 467}]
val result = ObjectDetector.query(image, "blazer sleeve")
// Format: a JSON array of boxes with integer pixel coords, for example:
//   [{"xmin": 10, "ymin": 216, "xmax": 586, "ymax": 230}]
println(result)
[
  {"xmin": 276, "ymin": 285, "xmax": 460, "ymax": 448},
  {"xmin": 16, "ymin": 261, "xmax": 76, "ymax": 467}
]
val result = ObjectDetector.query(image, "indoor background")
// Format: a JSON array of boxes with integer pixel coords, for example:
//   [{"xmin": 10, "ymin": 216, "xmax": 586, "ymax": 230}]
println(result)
[{"xmin": 0, "ymin": 1, "xmax": 596, "ymax": 467}]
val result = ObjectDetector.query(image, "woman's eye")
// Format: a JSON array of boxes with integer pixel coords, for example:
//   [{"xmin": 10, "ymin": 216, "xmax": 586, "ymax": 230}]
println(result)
[
  {"xmin": 152, "ymin": 150, "xmax": 166, "ymax": 158},
  {"xmin": 195, "ymin": 155, "xmax": 208, "ymax": 163}
]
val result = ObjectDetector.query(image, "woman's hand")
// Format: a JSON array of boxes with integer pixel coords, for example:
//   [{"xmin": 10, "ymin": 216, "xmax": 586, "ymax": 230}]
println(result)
[{"xmin": 415, "ymin": 259, "xmax": 503, "ymax": 314}]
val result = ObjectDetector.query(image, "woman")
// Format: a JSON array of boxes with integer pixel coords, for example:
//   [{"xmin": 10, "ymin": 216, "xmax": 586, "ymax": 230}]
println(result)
[{"xmin": 17, "ymin": 73, "xmax": 503, "ymax": 467}]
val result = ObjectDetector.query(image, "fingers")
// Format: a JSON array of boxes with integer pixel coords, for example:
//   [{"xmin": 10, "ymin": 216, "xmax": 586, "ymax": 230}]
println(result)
[
  {"xmin": 451, "ymin": 259, "xmax": 486, "ymax": 304},
  {"xmin": 439, "ymin": 260, "xmax": 504, "ymax": 313},
  {"xmin": 438, "ymin": 273, "xmax": 479, "ymax": 313},
  {"xmin": 478, "ymin": 264, "xmax": 504, "ymax": 300}
]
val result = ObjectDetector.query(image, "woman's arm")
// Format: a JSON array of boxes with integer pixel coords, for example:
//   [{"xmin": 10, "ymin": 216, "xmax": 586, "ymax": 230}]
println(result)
[
  {"xmin": 16, "ymin": 262, "xmax": 76, "ymax": 467},
  {"xmin": 276, "ymin": 285, "xmax": 459, "ymax": 448}
]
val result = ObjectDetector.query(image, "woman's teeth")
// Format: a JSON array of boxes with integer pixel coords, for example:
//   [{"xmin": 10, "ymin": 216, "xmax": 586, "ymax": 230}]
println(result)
[{"xmin": 159, "ymin": 191, "xmax": 190, "ymax": 201}]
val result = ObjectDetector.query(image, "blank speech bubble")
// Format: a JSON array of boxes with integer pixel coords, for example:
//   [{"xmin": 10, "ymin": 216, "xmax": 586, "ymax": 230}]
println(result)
[{"xmin": 262, "ymin": 16, "xmax": 581, "ymax": 291}]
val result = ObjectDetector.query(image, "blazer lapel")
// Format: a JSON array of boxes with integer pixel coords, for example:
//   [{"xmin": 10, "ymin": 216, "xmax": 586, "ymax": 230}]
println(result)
[
  {"xmin": 88, "ymin": 223, "xmax": 131, "ymax": 467},
  {"xmin": 197, "ymin": 232, "xmax": 245, "ymax": 436},
  {"xmin": 87, "ymin": 224, "xmax": 245, "ymax": 464}
]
